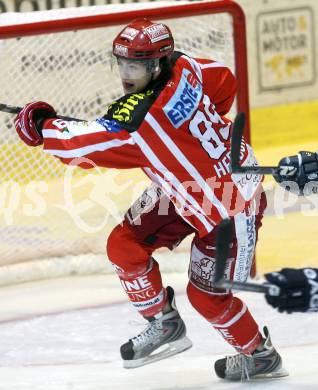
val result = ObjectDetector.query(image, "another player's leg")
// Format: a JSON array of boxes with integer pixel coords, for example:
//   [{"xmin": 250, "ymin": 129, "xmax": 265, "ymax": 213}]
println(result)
[
  {"xmin": 107, "ymin": 183, "xmax": 194, "ymax": 368},
  {"xmin": 187, "ymin": 194, "xmax": 288, "ymax": 381}
]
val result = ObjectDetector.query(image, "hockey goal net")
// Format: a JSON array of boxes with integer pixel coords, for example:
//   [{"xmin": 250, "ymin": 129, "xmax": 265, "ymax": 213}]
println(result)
[{"xmin": 0, "ymin": 0, "xmax": 249, "ymax": 285}]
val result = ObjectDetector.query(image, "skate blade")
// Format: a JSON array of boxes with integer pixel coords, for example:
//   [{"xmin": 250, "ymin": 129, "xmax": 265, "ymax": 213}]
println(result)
[
  {"xmin": 252, "ymin": 367, "xmax": 289, "ymax": 380},
  {"xmin": 123, "ymin": 336, "xmax": 193, "ymax": 369}
]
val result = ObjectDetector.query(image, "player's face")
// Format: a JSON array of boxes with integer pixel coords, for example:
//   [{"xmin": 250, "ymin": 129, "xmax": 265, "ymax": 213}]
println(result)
[{"xmin": 116, "ymin": 58, "xmax": 156, "ymax": 94}]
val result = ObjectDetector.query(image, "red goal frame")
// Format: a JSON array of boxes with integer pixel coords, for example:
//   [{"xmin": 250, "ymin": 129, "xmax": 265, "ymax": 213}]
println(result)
[{"xmin": 0, "ymin": 0, "xmax": 250, "ymax": 141}]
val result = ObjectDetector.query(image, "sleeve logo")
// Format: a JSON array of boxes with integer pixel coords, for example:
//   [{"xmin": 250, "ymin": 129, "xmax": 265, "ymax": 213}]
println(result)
[{"xmin": 95, "ymin": 118, "xmax": 121, "ymax": 133}]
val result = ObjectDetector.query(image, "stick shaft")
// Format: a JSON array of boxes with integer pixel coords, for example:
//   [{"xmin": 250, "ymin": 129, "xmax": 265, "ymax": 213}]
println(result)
[
  {"xmin": 214, "ymin": 218, "xmax": 280, "ymax": 296},
  {"xmin": 230, "ymin": 112, "xmax": 245, "ymax": 169},
  {"xmin": 0, "ymin": 103, "xmax": 82, "ymax": 121},
  {"xmin": 215, "ymin": 278, "xmax": 280, "ymax": 296},
  {"xmin": 230, "ymin": 112, "xmax": 279, "ymax": 176},
  {"xmin": 232, "ymin": 165, "xmax": 278, "ymax": 175}
]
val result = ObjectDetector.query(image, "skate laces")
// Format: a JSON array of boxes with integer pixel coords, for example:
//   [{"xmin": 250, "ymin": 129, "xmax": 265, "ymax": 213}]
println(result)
[
  {"xmin": 132, "ymin": 320, "xmax": 163, "ymax": 348},
  {"xmin": 226, "ymin": 354, "xmax": 252, "ymax": 381}
]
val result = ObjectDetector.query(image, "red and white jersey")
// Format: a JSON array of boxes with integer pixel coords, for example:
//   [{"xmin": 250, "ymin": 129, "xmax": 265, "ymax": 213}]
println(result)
[{"xmin": 42, "ymin": 52, "xmax": 264, "ymax": 237}]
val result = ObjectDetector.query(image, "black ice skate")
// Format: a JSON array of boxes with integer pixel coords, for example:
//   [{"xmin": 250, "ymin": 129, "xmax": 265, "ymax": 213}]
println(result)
[
  {"xmin": 120, "ymin": 286, "xmax": 192, "ymax": 368},
  {"xmin": 214, "ymin": 327, "xmax": 288, "ymax": 381}
]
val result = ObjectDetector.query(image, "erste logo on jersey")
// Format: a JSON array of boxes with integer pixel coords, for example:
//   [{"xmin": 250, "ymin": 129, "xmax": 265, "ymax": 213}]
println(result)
[{"xmin": 164, "ymin": 68, "xmax": 202, "ymax": 128}]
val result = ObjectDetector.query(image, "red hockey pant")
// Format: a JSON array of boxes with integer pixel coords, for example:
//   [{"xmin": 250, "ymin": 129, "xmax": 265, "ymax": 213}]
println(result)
[{"xmin": 107, "ymin": 184, "xmax": 267, "ymax": 354}]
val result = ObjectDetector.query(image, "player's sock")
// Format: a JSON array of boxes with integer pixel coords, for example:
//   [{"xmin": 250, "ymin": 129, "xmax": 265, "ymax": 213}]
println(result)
[
  {"xmin": 212, "ymin": 297, "xmax": 262, "ymax": 354},
  {"xmin": 117, "ymin": 257, "xmax": 168, "ymax": 318}
]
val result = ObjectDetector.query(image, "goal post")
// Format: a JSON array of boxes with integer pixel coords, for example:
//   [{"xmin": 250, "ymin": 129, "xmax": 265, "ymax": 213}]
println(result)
[{"xmin": 0, "ymin": 0, "xmax": 250, "ymax": 285}]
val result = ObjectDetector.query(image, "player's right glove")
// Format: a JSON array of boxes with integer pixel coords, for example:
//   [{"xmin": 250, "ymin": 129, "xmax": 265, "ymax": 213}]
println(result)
[
  {"xmin": 273, "ymin": 151, "xmax": 318, "ymax": 195},
  {"xmin": 14, "ymin": 101, "xmax": 57, "ymax": 147},
  {"xmin": 264, "ymin": 268, "xmax": 318, "ymax": 313}
]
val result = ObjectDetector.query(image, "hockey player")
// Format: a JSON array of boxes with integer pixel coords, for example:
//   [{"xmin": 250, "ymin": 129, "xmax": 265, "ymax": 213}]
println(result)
[
  {"xmin": 13, "ymin": 18, "xmax": 287, "ymax": 381},
  {"xmin": 265, "ymin": 151, "xmax": 318, "ymax": 313}
]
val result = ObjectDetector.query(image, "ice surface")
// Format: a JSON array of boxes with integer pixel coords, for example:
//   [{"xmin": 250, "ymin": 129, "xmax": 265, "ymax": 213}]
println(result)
[{"xmin": 0, "ymin": 273, "xmax": 317, "ymax": 390}]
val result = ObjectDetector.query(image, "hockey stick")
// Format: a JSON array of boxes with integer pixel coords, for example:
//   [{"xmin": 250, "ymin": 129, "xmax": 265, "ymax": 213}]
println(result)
[
  {"xmin": 214, "ymin": 218, "xmax": 280, "ymax": 296},
  {"xmin": 0, "ymin": 103, "xmax": 82, "ymax": 122},
  {"xmin": 231, "ymin": 112, "xmax": 279, "ymax": 175}
]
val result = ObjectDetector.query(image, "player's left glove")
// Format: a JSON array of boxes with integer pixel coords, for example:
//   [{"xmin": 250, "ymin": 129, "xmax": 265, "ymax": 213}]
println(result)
[
  {"xmin": 14, "ymin": 101, "xmax": 57, "ymax": 147},
  {"xmin": 265, "ymin": 268, "xmax": 318, "ymax": 313},
  {"xmin": 274, "ymin": 151, "xmax": 318, "ymax": 195}
]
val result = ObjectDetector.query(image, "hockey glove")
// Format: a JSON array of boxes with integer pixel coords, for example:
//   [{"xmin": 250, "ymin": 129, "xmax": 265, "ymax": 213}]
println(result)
[
  {"xmin": 265, "ymin": 268, "xmax": 318, "ymax": 313},
  {"xmin": 274, "ymin": 151, "xmax": 318, "ymax": 195},
  {"xmin": 14, "ymin": 101, "xmax": 57, "ymax": 147}
]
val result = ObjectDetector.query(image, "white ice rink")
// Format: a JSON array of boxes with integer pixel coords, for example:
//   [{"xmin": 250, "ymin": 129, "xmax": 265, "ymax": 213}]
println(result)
[{"xmin": 0, "ymin": 272, "xmax": 317, "ymax": 390}]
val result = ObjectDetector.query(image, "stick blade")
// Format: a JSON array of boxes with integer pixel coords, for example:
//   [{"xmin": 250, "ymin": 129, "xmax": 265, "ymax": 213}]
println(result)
[
  {"xmin": 231, "ymin": 112, "xmax": 245, "ymax": 172},
  {"xmin": 214, "ymin": 218, "xmax": 233, "ymax": 285}
]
